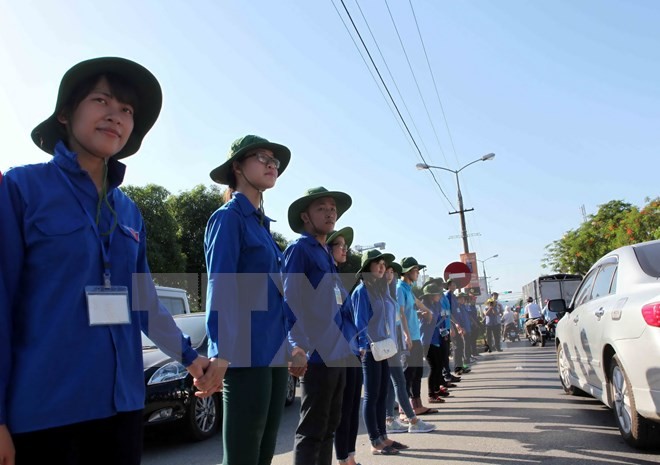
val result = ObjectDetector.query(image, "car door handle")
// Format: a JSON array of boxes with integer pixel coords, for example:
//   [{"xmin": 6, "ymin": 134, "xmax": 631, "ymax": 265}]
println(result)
[{"xmin": 594, "ymin": 307, "xmax": 605, "ymax": 319}]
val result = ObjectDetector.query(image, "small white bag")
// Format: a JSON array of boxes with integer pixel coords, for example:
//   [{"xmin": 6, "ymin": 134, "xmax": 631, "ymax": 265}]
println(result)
[{"xmin": 370, "ymin": 337, "xmax": 398, "ymax": 361}]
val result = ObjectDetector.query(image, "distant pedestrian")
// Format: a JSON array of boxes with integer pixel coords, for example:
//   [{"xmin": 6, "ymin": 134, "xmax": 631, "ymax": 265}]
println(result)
[{"xmin": 484, "ymin": 299, "xmax": 502, "ymax": 352}]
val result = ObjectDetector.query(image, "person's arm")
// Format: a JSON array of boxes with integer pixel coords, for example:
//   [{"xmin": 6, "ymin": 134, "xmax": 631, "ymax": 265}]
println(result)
[
  {"xmin": 414, "ymin": 296, "xmax": 432, "ymax": 322},
  {"xmin": 283, "ymin": 244, "xmax": 313, "ymax": 353},
  {"xmin": 0, "ymin": 174, "xmax": 23, "ymax": 465},
  {"xmin": 351, "ymin": 287, "xmax": 372, "ymax": 354},
  {"xmin": 397, "ymin": 287, "xmax": 412, "ymax": 350}
]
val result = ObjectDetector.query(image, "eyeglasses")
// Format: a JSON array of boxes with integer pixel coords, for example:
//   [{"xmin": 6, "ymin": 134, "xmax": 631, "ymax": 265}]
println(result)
[
  {"xmin": 246, "ymin": 152, "xmax": 281, "ymax": 169},
  {"xmin": 332, "ymin": 243, "xmax": 349, "ymax": 251}
]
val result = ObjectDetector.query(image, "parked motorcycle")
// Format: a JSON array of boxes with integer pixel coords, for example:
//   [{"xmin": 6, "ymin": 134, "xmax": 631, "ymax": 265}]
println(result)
[{"xmin": 528, "ymin": 317, "xmax": 547, "ymax": 347}]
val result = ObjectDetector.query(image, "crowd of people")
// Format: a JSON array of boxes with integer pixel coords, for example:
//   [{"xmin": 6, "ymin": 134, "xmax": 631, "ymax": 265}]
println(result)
[{"xmin": 0, "ymin": 56, "xmax": 522, "ymax": 465}]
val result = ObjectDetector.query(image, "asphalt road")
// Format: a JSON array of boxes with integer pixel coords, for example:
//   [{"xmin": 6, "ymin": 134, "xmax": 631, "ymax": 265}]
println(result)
[{"xmin": 142, "ymin": 339, "xmax": 660, "ymax": 465}]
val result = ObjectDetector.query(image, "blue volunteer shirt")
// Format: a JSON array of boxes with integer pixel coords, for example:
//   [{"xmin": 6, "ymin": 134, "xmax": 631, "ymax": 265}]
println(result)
[
  {"xmin": 419, "ymin": 299, "xmax": 442, "ymax": 347},
  {"xmin": 0, "ymin": 142, "xmax": 197, "ymax": 433},
  {"xmin": 204, "ymin": 192, "xmax": 288, "ymax": 367},
  {"xmin": 283, "ymin": 233, "xmax": 353, "ymax": 364},
  {"xmin": 352, "ymin": 282, "xmax": 397, "ymax": 353},
  {"xmin": 397, "ymin": 280, "xmax": 421, "ymax": 341}
]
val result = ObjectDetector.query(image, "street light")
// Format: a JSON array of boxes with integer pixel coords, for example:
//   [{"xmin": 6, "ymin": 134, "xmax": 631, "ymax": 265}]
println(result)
[
  {"xmin": 354, "ymin": 242, "xmax": 386, "ymax": 253},
  {"xmin": 477, "ymin": 254, "xmax": 498, "ymax": 295},
  {"xmin": 416, "ymin": 153, "xmax": 495, "ymax": 253}
]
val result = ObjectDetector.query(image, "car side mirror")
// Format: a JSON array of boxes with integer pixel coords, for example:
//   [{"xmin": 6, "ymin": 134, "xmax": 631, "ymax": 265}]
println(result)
[{"xmin": 549, "ymin": 298, "xmax": 570, "ymax": 314}]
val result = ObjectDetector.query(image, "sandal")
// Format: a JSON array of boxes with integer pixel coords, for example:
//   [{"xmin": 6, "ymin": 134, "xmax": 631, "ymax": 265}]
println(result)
[
  {"xmin": 371, "ymin": 445, "xmax": 399, "ymax": 455},
  {"xmin": 428, "ymin": 396, "xmax": 445, "ymax": 404},
  {"xmin": 389, "ymin": 441, "xmax": 409, "ymax": 450}
]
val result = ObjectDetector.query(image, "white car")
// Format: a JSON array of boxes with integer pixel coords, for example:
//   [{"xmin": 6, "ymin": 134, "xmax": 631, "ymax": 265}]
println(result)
[{"xmin": 552, "ymin": 239, "xmax": 660, "ymax": 449}]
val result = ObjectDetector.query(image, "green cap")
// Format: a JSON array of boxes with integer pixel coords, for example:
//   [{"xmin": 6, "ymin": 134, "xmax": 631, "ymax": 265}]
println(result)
[
  {"xmin": 357, "ymin": 249, "xmax": 395, "ymax": 277},
  {"xmin": 210, "ymin": 134, "xmax": 291, "ymax": 185},
  {"xmin": 400, "ymin": 256, "xmax": 426, "ymax": 274},
  {"xmin": 326, "ymin": 227, "xmax": 354, "ymax": 249},
  {"xmin": 31, "ymin": 57, "xmax": 162, "ymax": 159},
  {"xmin": 288, "ymin": 186, "xmax": 352, "ymax": 234}
]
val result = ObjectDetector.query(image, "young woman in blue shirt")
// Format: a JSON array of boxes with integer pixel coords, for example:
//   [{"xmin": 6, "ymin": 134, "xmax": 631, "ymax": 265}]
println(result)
[
  {"xmin": 0, "ymin": 57, "xmax": 209, "ymax": 465},
  {"xmin": 205, "ymin": 135, "xmax": 297, "ymax": 465},
  {"xmin": 352, "ymin": 250, "xmax": 409, "ymax": 456}
]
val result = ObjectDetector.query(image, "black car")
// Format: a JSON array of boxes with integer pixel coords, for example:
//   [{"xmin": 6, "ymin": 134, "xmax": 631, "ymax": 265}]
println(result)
[{"xmin": 142, "ymin": 313, "xmax": 297, "ymax": 441}]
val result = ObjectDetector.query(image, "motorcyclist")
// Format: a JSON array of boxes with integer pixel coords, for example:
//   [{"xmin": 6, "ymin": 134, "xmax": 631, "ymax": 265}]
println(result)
[
  {"xmin": 500, "ymin": 306, "xmax": 516, "ymax": 340},
  {"xmin": 523, "ymin": 297, "xmax": 543, "ymax": 338}
]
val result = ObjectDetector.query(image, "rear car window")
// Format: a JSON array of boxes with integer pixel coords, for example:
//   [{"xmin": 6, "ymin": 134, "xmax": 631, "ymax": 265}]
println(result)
[
  {"xmin": 634, "ymin": 242, "xmax": 660, "ymax": 278},
  {"xmin": 159, "ymin": 296, "xmax": 187, "ymax": 315}
]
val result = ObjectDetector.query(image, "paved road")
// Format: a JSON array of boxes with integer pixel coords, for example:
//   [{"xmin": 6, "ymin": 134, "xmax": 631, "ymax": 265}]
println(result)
[{"xmin": 143, "ymin": 340, "xmax": 660, "ymax": 464}]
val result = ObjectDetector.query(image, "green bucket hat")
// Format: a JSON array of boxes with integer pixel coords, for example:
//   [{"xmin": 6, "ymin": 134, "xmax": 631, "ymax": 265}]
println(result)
[
  {"xmin": 387, "ymin": 261, "xmax": 403, "ymax": 276},
  {"xmin": 400, "ymin": 257, "xmax": 426, "ymax": 274},
  {"xmin": 357, "ymin": 249, "xmax": 395, "ymax": 277},
  {"xmin": 326, "ymin": 227, "xmax": 354, "ymax": 249},
  {"xmin": 31, "ymin": 57, "xmax": 162, "ymax": 159},
  {"xmin": 457, "ymin": 292, "xmax": 469, "ymax": 299},
  {"xmin": 288, "ymin": 186, "xmax": 352, "ymax": 234},
  {"xmin": 422, "ymin": 282, "xmax": 444, "ymax": 297},
  {"xmin": 422, "ymin": 276, "xmax": 445, "ymax": 291},
  {"xmin": 210, "ymin": 134, "xmax": 291, "ymax": 185}
]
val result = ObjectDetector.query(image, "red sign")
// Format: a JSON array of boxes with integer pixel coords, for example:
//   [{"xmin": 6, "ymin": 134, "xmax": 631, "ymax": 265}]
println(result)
[
  {"xmin": 443, "ymin": 262, "xmax": 472, "ymax": 288},
  {"xmin": 460, "ymin": 252, "xmax": 481, "ymax": 292}
]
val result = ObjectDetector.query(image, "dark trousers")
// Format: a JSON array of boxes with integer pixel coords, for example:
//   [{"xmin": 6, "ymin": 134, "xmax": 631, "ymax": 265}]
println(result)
[
  {"xmin": 441, "ymin": 335, "xmax": 452, "ymax": 380},
  {"xmin": 223, "ymin": 367, "xmax": 288, "ymax": 465},
  {"xmin": 335, "ymin": 363, "xmax": 362, "ymax": 461},
  {"xmin": 361, "ymin": 352, "xmax": 390, "ymax": 445},
  {"xmin": 486, "ymin": 325, "xmax": 501, "ymax": 351},
  {"xmin": 13, "ymin": 410, "xmax": 143, "ymax": 465},
  {"xmin": 404, "ymin": 340, "xmax": 424, "ymax": 398},
  {"xmin": 470, "ymin": 328, "xmax": 479, "ymax": 355},
  {"xmin": 453, "ymin": 332, "xmax": 465, "ymax": 368},
  {"xmin": 294, "ymin": 363, "xmax": 346, "ymax": 465},
  {"xmin": 426, "ymin": 344, "xmax": 444, "ymax": 395}
]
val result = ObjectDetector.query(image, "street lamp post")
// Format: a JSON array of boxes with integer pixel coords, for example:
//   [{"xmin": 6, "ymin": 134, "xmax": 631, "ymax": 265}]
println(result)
[
  {"xmin": 477, "ymin": 254, "xmax": 498, "ymax": 295},
  {"xmin": 354, "ymin": 242, "xmax": 386, "ymax": 253},
  {"xmin": 416, "ymin": 153, "xmax": 495, "ymax": 254}
]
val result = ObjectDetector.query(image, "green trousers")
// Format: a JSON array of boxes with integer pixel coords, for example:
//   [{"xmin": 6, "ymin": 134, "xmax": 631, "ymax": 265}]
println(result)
[{"xmin": 222, "ymin": 366, "xmax": 289, "ymax": 465}]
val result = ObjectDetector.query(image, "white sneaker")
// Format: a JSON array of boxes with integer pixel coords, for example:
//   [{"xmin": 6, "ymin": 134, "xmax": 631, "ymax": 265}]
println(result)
[
  {"xmin": 386, "ymin": 419, "xmax": 408, "ymax": 434},
  {"xmin": 408, "ymin": 418, "xmax": 436, "ymax": 433}
]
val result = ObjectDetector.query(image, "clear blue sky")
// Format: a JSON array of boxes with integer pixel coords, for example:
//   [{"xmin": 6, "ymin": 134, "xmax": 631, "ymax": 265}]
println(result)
[{"xmin": 2, "ymin": 0, "xmax": 659, "ymax": 302}]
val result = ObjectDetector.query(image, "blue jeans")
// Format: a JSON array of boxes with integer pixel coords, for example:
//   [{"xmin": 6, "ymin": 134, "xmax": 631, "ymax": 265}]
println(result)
[
  {"xmin": 386, "ymin": 361, "xmax": 415, "ymax": 419},
  {"xmin": 361, "ymin": 352, "xmax": 390, "ymax": 444}
]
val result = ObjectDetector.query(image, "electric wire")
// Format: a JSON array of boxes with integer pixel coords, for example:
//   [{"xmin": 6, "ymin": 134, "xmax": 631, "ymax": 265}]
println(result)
[
  {"xmin": 328, "ymin": 0, "xmax": 422, "ymax": 167},
  {"xmin": 353, "ymin": 0, "xmax": 433, "ymax": 163},
  {"xmin": 409, "ymin": 0, "xmax": 461, "ymax": 168},
  {"xmin": 335, "ymin": 0, "xmax": 456, "ymax": 210},
  {"xmin": 384, "ymin": 0, "xmax": 451, "ymax": 169}
]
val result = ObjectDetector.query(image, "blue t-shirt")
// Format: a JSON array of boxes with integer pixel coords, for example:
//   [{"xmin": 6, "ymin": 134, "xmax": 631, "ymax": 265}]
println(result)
[{"xmin": 397, "ymin": 280, "xmax": 420, "ymax": 341}]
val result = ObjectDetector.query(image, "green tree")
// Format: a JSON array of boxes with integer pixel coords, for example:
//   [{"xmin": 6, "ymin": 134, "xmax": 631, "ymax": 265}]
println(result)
[
  {"xmin": 169, "ymin": 184, "xmax": 224, "ymax": 274},
  {"xmin": 122, "ymin": 184, "xmax": 185, "ymax": 275},
  {"xmin": 544, "ymin": 198, "xmax": 660, "ymax": 275},
  {"xmin": 272, "ymin": 231, "xmax": 291, "ymax": 252}
]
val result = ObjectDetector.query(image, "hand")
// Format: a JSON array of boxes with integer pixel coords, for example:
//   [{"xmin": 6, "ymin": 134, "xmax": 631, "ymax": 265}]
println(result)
[
  {"xmin": 0, "ymin": 424, "xmax": 15, "ymax": 465},
  {"xmin": 193, "ymin": 357, "xmax": 228, "ymax": 398},
  {"xmin": 288, "ymin": 347, "xmax": 307, "ymax": 378},
  {"xmin": 186, "ymin": 354, "xmax": 210, "ymax": 379},
  {"xmin": 404, "ymin": 333, "xmax": 412, "ymax": 351}
]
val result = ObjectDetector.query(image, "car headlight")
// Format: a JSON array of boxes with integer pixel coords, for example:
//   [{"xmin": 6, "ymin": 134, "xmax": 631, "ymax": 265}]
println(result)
[{"xmin": 148, "ymin": 361, "xmax": 189, "ymax": 385}]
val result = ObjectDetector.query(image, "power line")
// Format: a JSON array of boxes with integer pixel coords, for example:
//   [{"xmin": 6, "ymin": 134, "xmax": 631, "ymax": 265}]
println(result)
[
  {"xmin": 408, "ymin": 0, "xmax": 461, "ymax": 168},
  {"xmin": 334, "ymin": 0, "xmax": 456, "ymax": 210},
  {"xmin": 328, "ymin": 0, "xmax": 420, "ymax": 159},
  {"xmin": 353, "ymin": 0, "xmax": 434, "ymax": 163},
  {"xmin": 384, "ymin": 0, "xmax": 450, "ymax": 168}
]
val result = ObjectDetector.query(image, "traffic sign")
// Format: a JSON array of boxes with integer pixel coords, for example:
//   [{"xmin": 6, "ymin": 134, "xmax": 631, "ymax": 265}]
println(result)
[{"xmin": 443, "ymin": 262, "xmax": 472, "ymax": 288}]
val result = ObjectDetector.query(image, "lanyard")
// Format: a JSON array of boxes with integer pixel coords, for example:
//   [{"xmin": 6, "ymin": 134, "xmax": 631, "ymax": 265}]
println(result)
[{"xmin": 55, "ymin": 164, "xmax": 116, "ymax": 287}]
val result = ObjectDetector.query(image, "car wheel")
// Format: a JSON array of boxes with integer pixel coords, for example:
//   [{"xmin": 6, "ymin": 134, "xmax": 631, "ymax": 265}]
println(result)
[
  {"xmin": 285, "ymin": 374, "xmax": 296, "ymax": 406},
  {"xmin": 557, "ymin": 343, "xmax": 578, "ymax": 395},
  {"xmin": 609, "ymin": 355, "xmax": 659, "ymax": 449},
  {"xmin": 185, "ymin": 393, "xmax": 220, "ymax": 441}
]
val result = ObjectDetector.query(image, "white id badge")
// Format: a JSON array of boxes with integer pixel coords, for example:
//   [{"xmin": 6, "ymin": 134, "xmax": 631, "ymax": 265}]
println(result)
[
  {"xmin": 85, "ymin": 286, "xmax": 131, "ymax": 325},
  {"xmin": 334, "ymin": 285, "xmax": 343, "ymax": 305}
]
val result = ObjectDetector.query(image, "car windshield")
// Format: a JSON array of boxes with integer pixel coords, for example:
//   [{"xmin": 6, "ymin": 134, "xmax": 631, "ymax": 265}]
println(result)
[
  {"xmin": 141, "ymin": 314, "xmax": 207, "ymax": 349},
  {"xmin": 634, "ymin": 242, "xmax": 660, "ymax": 278}
]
